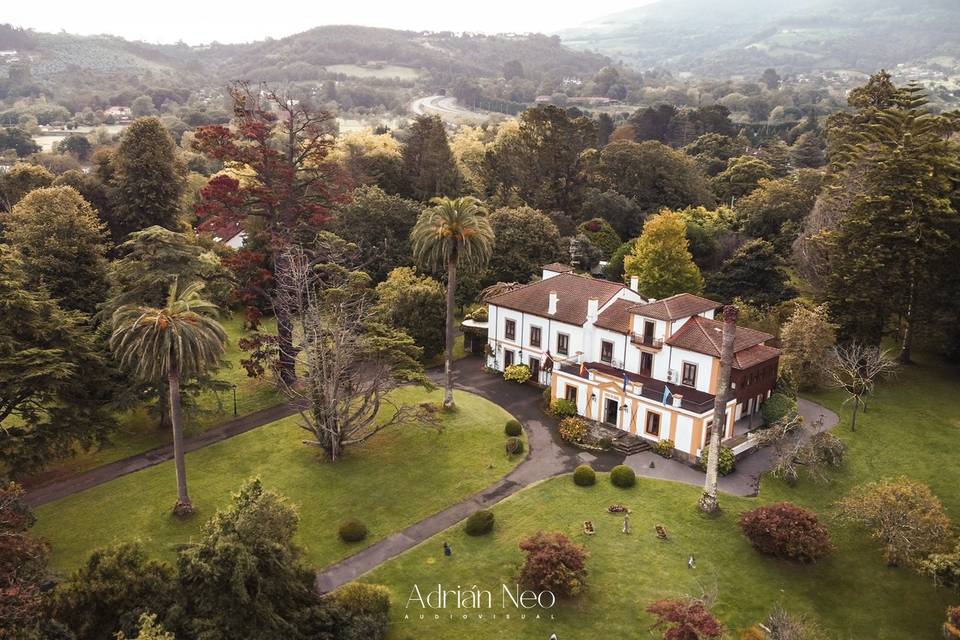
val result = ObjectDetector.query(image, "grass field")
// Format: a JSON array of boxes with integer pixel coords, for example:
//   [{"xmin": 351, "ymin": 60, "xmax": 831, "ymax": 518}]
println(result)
[
  {"xmin": 34, "ymin": 388, "xmax": 523, "ymax": 573},
  {"xmin": 364, "ymin": 354, "xmax": 960, "ymax": 639},
  {"xmin": 326, "ymin": 64, "xmax": 420, "ymax": 80},
  {"xmin": 22, "ymin": 315, "xmax": 280, "ymax": 487}
]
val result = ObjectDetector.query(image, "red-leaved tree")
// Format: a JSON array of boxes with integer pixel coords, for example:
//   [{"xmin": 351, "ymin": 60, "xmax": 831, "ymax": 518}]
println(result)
[
  {"xmin": 517, "ymin": 531, "xmax": 588, "ymax": 598},
  {"xmin": 192, "ymin": 82, "xmax": 341, "ymax": 384},
  {"xmin": 646, "ymin": 598, "xmax": 723, "ymax": 640},
  {"xmin": 0, "ymin": 482, "xmax": 50, "ymax": 637},
  {"xmin": 738, "ymin": 502, "xmax": 834, "ymax": 562}
]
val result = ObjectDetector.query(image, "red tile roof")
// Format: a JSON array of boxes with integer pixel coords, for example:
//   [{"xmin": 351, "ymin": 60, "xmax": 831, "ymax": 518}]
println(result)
[
  {"xmin": 542, "ymin": 262, "xmax": 575, "ymax": 273},
  {"xmin": 595, "ymin": 299, "xmax": 635, "ymax": 333},
  {"xmin": 487, "ymin": 273, "xmax": 627, "ymax": 326},
  {"xmin": 197, "ymin": 217, "xmax": 243, "ymax": 243},
  {"xmin": 629, "ymin": 293, "xmax": 720, "ymax": 321},
  {"xmin": 733, "ymin": 343, "xmax": 781, "ymax": 370},
  {"xmin": 666, "ymin": 316, "xmax": 775, "ymax": 363}
]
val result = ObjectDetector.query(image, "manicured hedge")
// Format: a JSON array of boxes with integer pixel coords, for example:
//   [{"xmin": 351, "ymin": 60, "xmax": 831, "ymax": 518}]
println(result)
[
  {"xmin": 573, "ymin": 464, "xmax": 596, "ymax": 486},
  {"xmin": 504, "ymin": 419, "xmax": 523, "ymax": 437},
  {"xmin": 339, "ymin": 519, "xmax": 368, "ymax": 543},
  {"xmin": 505, "ymin": 436, "xmax": 524, "ymax": 455},
  {"xmin": 610, "ymin": 464, "xmax": 636, "ymax": 488},
  {"xmin": 464, "ymin": 509, "xmax": 495, "ymax": 536}
]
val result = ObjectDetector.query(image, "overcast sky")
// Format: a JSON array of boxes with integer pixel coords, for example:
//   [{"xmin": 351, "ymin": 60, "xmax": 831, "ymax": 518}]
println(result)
[{"xmin": 5, "ymin": 1, "xmax": 650, "ymax": 45}]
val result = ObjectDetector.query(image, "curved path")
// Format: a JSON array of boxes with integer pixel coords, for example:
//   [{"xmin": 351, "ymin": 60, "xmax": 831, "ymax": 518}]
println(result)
[
  {"xmin": 24, "ymin": 402, "xmax": 301, "ymax": 508},
  {"xmin": 314, "ymin": 357, "xmax": 838, "ymax": 591}
]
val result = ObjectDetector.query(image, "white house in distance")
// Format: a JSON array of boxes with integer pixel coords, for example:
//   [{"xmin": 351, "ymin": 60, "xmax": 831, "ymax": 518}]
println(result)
[{"xmin": 485, "ymin": 264, "xmax": 781, "ymax": 461}]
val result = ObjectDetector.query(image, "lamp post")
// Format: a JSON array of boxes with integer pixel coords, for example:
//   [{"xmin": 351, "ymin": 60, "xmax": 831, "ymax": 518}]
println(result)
[{"xmin": 231, "ymin": 383, "xmax": 237, "ymax": 416}]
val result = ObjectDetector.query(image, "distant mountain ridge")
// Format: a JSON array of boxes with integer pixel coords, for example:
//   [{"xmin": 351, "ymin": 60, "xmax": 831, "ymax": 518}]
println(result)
[{"xmin": 559, "ymin": 0, "xmax": 960, "ymax": 75}]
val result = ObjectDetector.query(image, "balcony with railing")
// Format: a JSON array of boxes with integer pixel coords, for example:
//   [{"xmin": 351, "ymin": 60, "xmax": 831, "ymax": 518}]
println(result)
[{"xmin": 630, "ymin": 333, "xmax": 663, "ymax": 349}]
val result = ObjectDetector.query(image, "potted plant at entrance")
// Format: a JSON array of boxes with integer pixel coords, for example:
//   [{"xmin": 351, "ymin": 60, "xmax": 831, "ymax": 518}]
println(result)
[{"xmin": 503, "ymin": 363, "xmax": 532, "ymax": 384}]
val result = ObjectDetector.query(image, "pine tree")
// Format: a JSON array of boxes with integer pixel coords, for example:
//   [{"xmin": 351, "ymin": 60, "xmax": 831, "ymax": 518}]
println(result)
[
  {"xmin": 826, "ymin": 86, "xmax": 960, "ymax": 360},
  {"xmin": 706, "ymin": 239, "xmax": 793, "ymax": 308},
  {"xmin": 109, "ymin": 117, "xmax": 185, "ymax": 240},
  {"xmin": 401, "ymin": 115, "xmax": 462, "ymax": 201}
]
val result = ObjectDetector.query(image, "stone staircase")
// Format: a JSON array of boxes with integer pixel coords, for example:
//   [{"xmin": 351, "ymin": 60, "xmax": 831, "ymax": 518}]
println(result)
[{"xmin": 611, "ymin": 435, "xmax": 652, "ymax": 456}]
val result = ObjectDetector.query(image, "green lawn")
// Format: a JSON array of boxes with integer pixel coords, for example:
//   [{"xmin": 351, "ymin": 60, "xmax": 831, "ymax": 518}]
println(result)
[
  {"xmin": 34, "ymin": 388, "xmax": 523, "ymax": 573},
  {"xmin": 364, "ymin": 355, "xmax": 960, "ymax": 639},
  {"xmin": 22, "ymin": 314, "xmax": 280, "ymax": 487}
]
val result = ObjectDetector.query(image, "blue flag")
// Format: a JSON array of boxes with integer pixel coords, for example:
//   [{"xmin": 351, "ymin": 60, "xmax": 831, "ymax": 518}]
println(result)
[
  {"xmin": 622, "ymin": 373, "xmax": 629, "ymax": 392},
  {"xmin": 662, "ymin": 385, "xmax": 673, "ymax": 406}
]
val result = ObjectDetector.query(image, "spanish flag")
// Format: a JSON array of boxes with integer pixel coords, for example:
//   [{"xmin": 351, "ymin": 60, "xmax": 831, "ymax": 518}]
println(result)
[{"xmin": 579, "ymin": 362, "xmax": 587, "ymax": 377}]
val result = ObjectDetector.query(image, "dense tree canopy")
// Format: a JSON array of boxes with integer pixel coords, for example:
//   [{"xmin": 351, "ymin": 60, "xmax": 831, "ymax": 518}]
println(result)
[
  {"xmin": 624, "ymin": 210, "xmax": 704, "ymax": 298},
  {"xmin": 376, "ymin": 267, "xmax": 446, "ymax": 359},
  {"xmin": 486, "ymin": 206, "xmax": 561, "ymax": 284},
  {"xmin": 5, "ymin": 186, "xmax": 110, "ymax": 314},
  {"xmin": 706, "ymin": 239, "xmax": 794, "ymax": 308}
]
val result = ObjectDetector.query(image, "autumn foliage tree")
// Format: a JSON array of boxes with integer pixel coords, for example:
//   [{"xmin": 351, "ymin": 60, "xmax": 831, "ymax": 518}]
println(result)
[
  {"xmin": 738, "ymin": 503, "xmax": 833, "ymax": 562},
  {"xmin": 0, "ymin": 482, "xmax": 50, "ymax": 639},
  {"xmin": 646, "ymin": 598, "xmax": 723, "ymax": 640},
  {"xmin": 836, "ymin": 476, "xmax": 953, "ymax": 568},
  {"xmin": 192, "ymin": 83, "xmax": 338, "ymax": 384},
  {"xmin": 517, "ymin": 531, "xmax": 588, "ymax": 598}
]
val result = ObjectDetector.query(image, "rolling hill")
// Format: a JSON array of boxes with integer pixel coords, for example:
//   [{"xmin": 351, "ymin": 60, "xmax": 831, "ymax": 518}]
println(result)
[{"xmin": 559, "ymin": 0, "xmax": 960, "ymax": 75}]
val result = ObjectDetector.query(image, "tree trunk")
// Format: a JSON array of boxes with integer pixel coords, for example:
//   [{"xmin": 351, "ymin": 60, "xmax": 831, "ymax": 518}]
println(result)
[
  {"xmin": 850, "ymin": 396, "xmax": 860, "ymax": 432},
  {"xmin": 443, "ymin": 249, "xmax": 458, "ymax": 408},
  {"xmin": 274, "ymin": 249, "xmax": 297, "ymax": 386},
  {"xmin": 699, "ymin": 305, "xmax": 738, "ymax": 514},
  {"xmin": 897, "ymin": 280, "xmax": 916, "ymax": 365},
  {"xmin": 168, "ymin": 367, "xmax": 193, "ymax": 516}
]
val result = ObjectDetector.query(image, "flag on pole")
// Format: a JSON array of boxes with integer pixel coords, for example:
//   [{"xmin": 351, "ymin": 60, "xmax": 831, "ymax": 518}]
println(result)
[
  {"xmin": 661, "ymin": 385, "xmax": 673, "ymax": 406},
  {"xmin": 622, "ymin": 372, "xmax": 629, "ymax": 392}
]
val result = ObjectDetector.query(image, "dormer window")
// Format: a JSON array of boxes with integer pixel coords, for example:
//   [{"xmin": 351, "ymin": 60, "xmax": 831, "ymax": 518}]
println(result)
[{"xmin": 600, "ymin": 340, "xmax": 614, "ymax": 363}]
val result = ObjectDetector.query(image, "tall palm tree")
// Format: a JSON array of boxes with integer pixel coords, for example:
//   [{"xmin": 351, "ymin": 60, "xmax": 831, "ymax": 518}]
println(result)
[
  {"xmin": 411, "ymin": 196, "xmax": 494, "ymax": 408},
  {"xmin": 110, "ymin": 280, "xmax": 227, "ymax": 515},
  {"xmin": 699, "ymin": 305, "xmax": 737, "ymax": 514}
]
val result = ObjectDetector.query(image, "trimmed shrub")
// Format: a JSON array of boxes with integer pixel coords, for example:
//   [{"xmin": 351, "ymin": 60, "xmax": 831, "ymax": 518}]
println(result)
[
  {"xmin": 504, "ymin": 419, "xmax": 523, "ymax": 437},
  {"xmin": 654, "ymin": 439, "xmax": 675, "ymax": 458},
  {"xmin": 464, "ymin": 509, "xmax": 495, "ymax": 536},
  {"xmin": 573, "ymin": 464, "xmax": 596, "ymax": 486},
  {"xmin": 339, "ymin": 520, "xmax": 368, "ymax": 543},
  {"xmin": 558, "ymin": 416, "xmax": 588, "ymax": 443},
  {"xmin": 699, "ymin": 444, "xmax": 736, "ymax": 476},
  {"xmin": 505, "ymin": 437, "xmax": 524, "ymax": 455},
  {"xmin": 738, "ymin": 502, "xmax": 833, "ymax": 562},
  {"xmin": 610, "ymin": 464, "xmax": 636, "ymax": 488},
  {"xmin": 550, "ymin": 398, "xmax": 578, "ymax": 418},
  {"xmin": 761, "ymin": 392, "xmax": 798, "ymax": 424},
  {"xmin": 504, "ymin": 363, "xmax": 532, "ymax": 384},
  {"xmin": 331, "ymin": 582, "xmax": 391, "ymax": 640},
  {"xmin": 542, "ymin": 386, "xmax": 552, "ymax": 405},
  {"xmin": 332, "ymin": 582, "xmax": 391, "ymax": 617},
  {"xmin": 518, "ymin": 531, "xmax": 588, "ymax": 598}
]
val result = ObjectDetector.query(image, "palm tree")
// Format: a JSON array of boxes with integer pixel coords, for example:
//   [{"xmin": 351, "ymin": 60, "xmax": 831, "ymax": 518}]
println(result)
[
  {"xmin": 699, "ymin": 305, "xmax": 737, "ymax": 514},
  {"xmin": 411, "ymin": 196, "xmax": 494, "ymax": 408},
  {"xmin": 110, "ymin": 280, "xmax": 227, "ymax": 515}
]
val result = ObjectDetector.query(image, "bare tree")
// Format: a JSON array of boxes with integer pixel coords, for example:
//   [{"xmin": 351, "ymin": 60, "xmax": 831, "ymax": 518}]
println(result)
[
  {"xmin": 272, "ymin": 243, "xmax": 433, "ymax": 461},
  {"xmin": 756, "ymin": 415, "xmax": 845, "ymax": 486},
  {"xmin": 826, "ymin": 342, "xmax": 898, "ymax": 432}
]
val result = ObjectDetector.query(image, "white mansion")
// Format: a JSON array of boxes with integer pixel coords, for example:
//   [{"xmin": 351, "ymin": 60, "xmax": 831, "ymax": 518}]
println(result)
[{"xmin": 485, "ymin": 264, "xmax": 781, "ymax": 461}]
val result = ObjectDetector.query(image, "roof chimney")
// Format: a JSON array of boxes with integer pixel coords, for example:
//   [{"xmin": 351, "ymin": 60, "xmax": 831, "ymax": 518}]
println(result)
[
  {"xmin": 587, "ymin": 297, "xmax": 599, "ymax": 322},
  {"xmin": 548, "ymin": 291, "xmax": 558, "ymax": 315},
  {"xmin": 629, "ymin": 275, "xmax": 639, "ymax": 292}
]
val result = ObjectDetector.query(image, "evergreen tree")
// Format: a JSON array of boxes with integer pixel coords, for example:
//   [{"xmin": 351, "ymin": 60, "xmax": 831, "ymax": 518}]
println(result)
[
  {"xmin": 0, "ymin": 246, "xmax": 116, "ymax": 474},
  {"xmin": 706, "ymin": 239, "xmax": 794, "ymax": 308},
  {"xmin": 712, "ymin": 155, "xmax": 775, "ymax": 202},
  {"xmin": 376, "ymin": 267, "xmax": 446, "ymax": 359},
  {"xmin": 109, "ymin": 117, "xmax": 186, "ymax": 239},
  {"xmin": 826, "ymin": 87, "xmax": 960, "ymax": 359},
  {"xmin": 330, "ymin": 185, "xmax": 420, "ymax": 283},
  {"xmin": 400, "ymin": 115, "xmax": 462, "ymax": 201},
  {"xmin": 576, "ymin": 217, "xmax": 621, "ymax": 258},
  {"xmin": 5, "ymin": 186, "xmax": 110, "ymax": 315},
  {"xmin": 486, "ymin": 206, "xmax": 562, "ymax": 283},
  {"xmin": 624, "ymin": 211, "xmax": 704, "ymax": 298}
]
